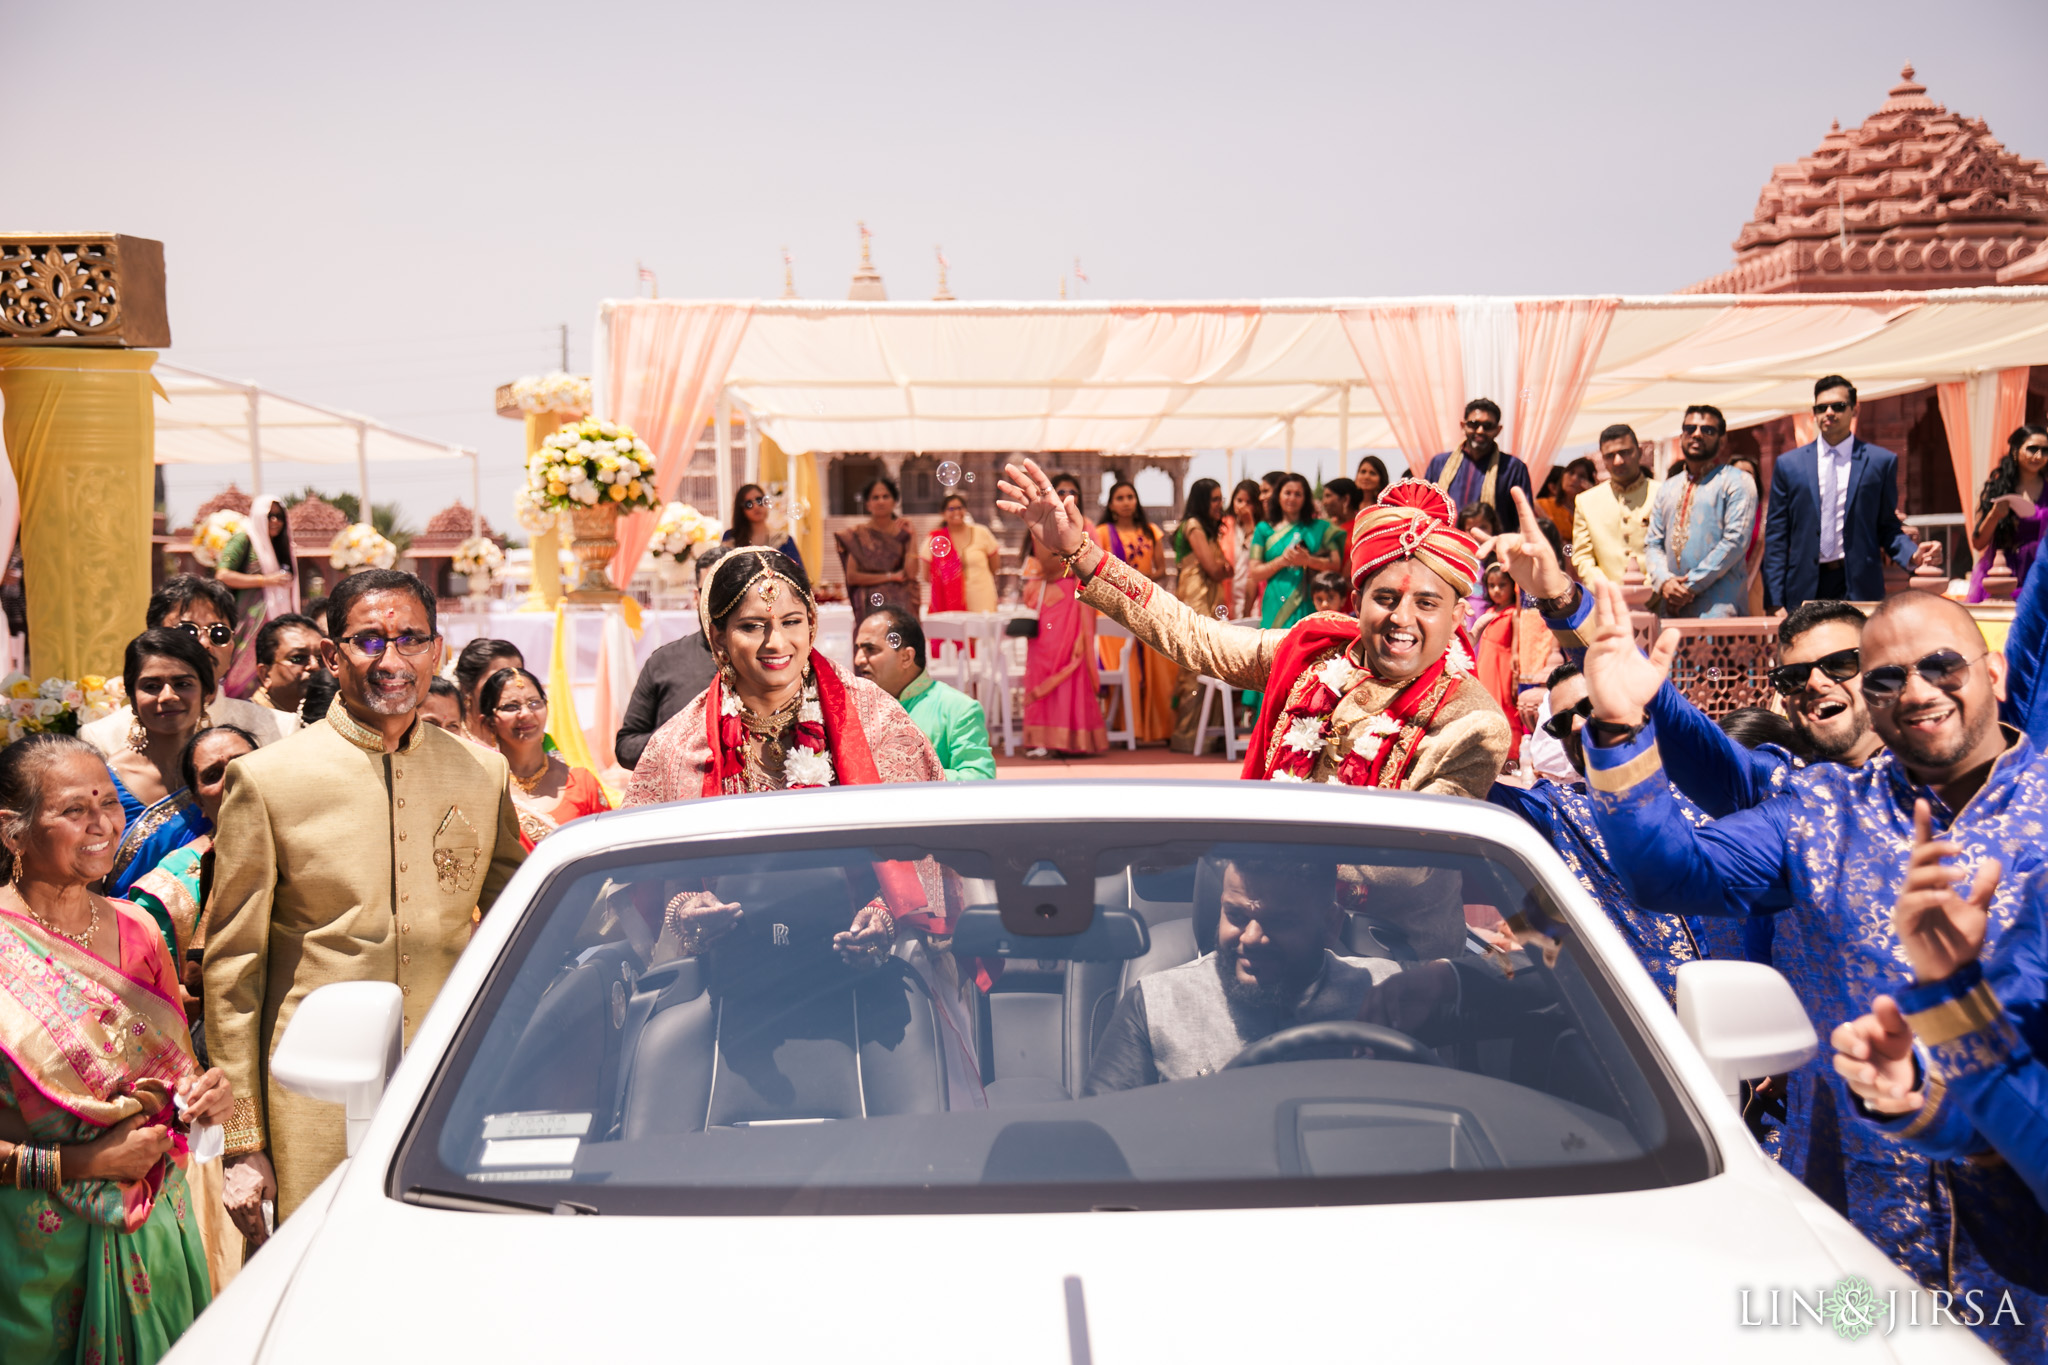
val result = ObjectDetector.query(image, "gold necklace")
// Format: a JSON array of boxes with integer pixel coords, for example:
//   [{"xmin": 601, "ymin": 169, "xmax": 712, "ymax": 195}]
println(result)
[
  {"xmin": 510, "ymin": 756, "xmax": 551, "ymax": 793},
  {"xmin": 13, "ymin": 888, "xmax": 98, "ymax": 947}
]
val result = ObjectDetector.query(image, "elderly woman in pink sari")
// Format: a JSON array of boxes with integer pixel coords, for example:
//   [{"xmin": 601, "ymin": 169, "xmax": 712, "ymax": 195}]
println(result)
[
  {"xmin": 1020, "ymin": 474, "xmax": 1109, "ymax": 757},
  {"xmin": 212, "ymin": 493, "xmax": 298, "ymax": 699},
  {"xmin": 0, "ymin": 735, "xmax": 235, "ymax": 1365}
]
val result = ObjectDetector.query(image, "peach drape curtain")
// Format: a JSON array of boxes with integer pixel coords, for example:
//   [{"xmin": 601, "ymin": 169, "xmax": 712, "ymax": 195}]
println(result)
[
  {"xmin": 1513, "ymin": 298, "xmax": 1618, "ymax": 490},
  {"xmin": 1339, "ymin": 305, "xmax": 1464, "ymax": 471},
  {"xmin": 602, "ymin": 300, "xmax": 755, "ymax": 581},
  {"xmin": 1937, "ymin": 367, "xmax": 2031, "ymax": 515}
]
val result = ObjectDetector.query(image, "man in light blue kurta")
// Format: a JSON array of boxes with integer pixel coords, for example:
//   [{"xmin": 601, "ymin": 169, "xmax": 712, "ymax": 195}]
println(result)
[
  {"xmin": 1643, "ymin": 403, "xmax": 1757, "ymax": 619},
  {"xmin": 852, "ymin": 607, "xmax": 996, "ymax": 781}
]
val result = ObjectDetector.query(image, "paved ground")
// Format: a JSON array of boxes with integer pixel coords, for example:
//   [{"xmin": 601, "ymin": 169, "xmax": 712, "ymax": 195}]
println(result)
[{"xmin": 993, "ymin": 744, "xmax": 1241, "ymax": 782}]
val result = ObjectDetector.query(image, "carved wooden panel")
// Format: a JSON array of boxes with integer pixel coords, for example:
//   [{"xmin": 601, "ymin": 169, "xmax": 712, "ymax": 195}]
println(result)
[{"xmin": 0, "ymin": 235, "xmax": 169, "ymax": 346}]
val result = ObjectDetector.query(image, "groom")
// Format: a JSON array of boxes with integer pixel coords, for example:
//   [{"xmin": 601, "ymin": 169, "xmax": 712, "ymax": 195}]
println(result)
[{"xmin": 1000, "ymin": 459, "xmax": 1510, "ymax": 953}]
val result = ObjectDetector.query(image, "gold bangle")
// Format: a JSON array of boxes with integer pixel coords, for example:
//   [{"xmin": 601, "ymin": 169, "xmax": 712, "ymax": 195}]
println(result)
[{"xmin": 50, "ymin": 1146, "xmax": 60, "ymax": 1188}]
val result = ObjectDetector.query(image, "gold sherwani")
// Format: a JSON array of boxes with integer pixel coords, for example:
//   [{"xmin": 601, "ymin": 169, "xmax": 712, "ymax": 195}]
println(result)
[
  {"xmin": 1079, "ymin": 552, "xmax": 1510, "ymax": 800},
  {"xmin": 204, "ymin": 707, "xmax": 525, "ymax": 1216},
  {"xmin": 1568, "ymin": 475, "xmax": 1659, "ymax": 585}
]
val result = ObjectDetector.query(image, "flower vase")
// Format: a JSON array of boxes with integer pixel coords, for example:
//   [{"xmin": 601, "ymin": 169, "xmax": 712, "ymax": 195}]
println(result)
[
  {"xmin": 656, "ymin": 557, "xmax": 693, "ymax": 592},
  {"xmin": 566, "ymin": 504, "xmax": 624, "ymax": 602}
]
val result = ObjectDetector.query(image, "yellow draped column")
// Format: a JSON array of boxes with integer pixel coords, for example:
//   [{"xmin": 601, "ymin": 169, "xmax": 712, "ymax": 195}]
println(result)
[
  {"xmin": 521, "ymin": 409, "xmax": 575, "ymax": 610},
  {"xmin": 0, "ymin": 349, "xmax": 158, "ymax": 679}
]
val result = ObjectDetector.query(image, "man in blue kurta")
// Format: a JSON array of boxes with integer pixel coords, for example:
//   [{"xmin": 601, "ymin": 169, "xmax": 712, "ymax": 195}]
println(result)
[
  {"xmin": 1833, "ymin": 809, "xmax": 2048, "ymax": 1276},
  {"xmin": 1642, "ymin": 404, "xmax": 1757, "ymax": 619},
  {"xmin": 1421, "ymin": 398, "xmax": 1534, "ymax": 535},
  {"xmin": 852, "ymin": 607, "xmax": 996, "ymax": 781},
  {"xmin": 1571, "ymin": 579, "xmax": 2048, "ymax": 1362}
]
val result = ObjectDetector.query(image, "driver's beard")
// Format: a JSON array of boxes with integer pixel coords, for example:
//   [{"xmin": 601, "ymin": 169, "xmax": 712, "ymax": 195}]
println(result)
[{"xmin": 1214, "ymin": 940, "xmax": 1312, "ymax": 1012}]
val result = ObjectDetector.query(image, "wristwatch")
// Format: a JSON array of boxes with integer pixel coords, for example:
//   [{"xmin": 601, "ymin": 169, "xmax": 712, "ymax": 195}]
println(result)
[
  {"xmin": 1533, "ymin": 582, "xmax": 1581, "ymax": 618},
  {"xmin": 1587, "ymin": 717, "xmax": 1644, "ymax": 747}
]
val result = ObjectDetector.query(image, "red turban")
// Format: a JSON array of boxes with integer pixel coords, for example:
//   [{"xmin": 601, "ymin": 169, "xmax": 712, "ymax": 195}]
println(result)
[{"xmin": 1347, "ymin": 479, "xmax": 1483, "ymax": 597}]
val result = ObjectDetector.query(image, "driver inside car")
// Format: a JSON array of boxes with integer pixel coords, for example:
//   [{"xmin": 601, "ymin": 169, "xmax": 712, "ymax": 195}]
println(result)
[{"xmin": 1084, "ymin": 857, "xmax": 1404, "ymax": 1094}]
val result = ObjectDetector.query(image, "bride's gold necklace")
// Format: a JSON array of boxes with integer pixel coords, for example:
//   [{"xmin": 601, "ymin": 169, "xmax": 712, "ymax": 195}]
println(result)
[{"xmin": 737, "ymin": 683, "xmax": 805, "ymax": 791}]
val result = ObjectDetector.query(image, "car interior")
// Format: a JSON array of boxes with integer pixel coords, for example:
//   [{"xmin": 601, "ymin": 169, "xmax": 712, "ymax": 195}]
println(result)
[{"xmin": 408, "ymin": 828, "xmax": 1708, "ymax": 1212}]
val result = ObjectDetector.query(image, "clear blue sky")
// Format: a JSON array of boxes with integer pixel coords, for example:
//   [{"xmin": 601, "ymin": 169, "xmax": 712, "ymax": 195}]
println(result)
[{"xmin": 10, "ymin": 0, "xmax": 2045, "ymax": 527}]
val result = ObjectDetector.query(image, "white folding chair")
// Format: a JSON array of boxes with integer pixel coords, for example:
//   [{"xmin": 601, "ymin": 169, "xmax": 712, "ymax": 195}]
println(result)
[
  {"xmin": 963, "ymin": 612, "xmax": 1017, "ymax": 756},
  {"xmin": 1191, "ymin": 676, "xmax": 1249, "ymax": 761},
  {"xmin": 921, "ymin": 612, "xmax": 973, "ymax": 690},
  {"xmin": 1094, "ymin": 617, "xmax": 1140, "ymax": 751}
]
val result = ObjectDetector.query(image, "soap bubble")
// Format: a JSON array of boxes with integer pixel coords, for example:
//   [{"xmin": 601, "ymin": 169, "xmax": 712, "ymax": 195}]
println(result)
[
  {"xmin": 965, "ymin": 471, "xmax": 976, "ymax": 483},
  {"xmin": 886, "ymin": 632, "xmax": 903, "ymax": 650},
  {"xmin": 932, "ymin": 537, "xmax": 952, "ymax": 557},
  {"xmin": 937, "ymin": 460, "xmax": 962, "ymax": 487},
  {"xmin": 870, "ymin": 593, "xmax": 884, "ymax": 607},
  {"xmin": 1216, "ymin": 604, "xmax": 1231, "ymax": 619}
]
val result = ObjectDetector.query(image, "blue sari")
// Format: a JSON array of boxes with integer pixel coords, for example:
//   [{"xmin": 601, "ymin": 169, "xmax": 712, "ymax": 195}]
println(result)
[{"xmin": 107, "ymin": 773, "xmax": 208, "ymax": 903}]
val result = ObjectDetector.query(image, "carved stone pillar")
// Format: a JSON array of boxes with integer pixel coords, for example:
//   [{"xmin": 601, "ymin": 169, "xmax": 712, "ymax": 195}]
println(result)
[{"xmin": 0, "ymin": 235, "xmax": 169, "ymax": 679}]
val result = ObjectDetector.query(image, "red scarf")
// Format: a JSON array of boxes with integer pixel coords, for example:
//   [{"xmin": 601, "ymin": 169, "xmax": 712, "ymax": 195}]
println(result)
[
  {"xmin": 927, "ymin": 525, "xmax": 966, "ymax": 613},
  {"xmin": 1242, "ymin": 615, "xmax": 1475, "ymax": 787},
  {"xmin": 701, "ymin": 657, "xmax": 942, "ymax": 932}
]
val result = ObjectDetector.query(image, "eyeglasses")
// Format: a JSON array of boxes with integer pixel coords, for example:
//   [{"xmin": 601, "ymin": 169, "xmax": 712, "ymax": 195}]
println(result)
[
  {"xmin": 741, "ymin": 496, "xmax": 768, "ymax": 509},
  {"xmin": 1462, "ymin": 419, "xmax": 1500, "ymax": 432},
  {"xmin": 1812, "ymin": 400, "xmax": 1853, "ymax": 415},
  {"xmin": 493, "ymin": 699, "xmax": 549, "ymax": 717},
  {"xmin": 1541, "ymin": 698, "xmax": 1593, "ymax": 739},
  {"xmin": 1679, "ymin": 423, "xmax": 1724, "ymax": 436},
  {"xmin": 1768, "ymin": 647, "xmax": 1861, "ymax": 697},
  {"xmin": 339, "ymin": 631, "xmax": 435, "ymax": 658},
  {"xmin": 1861, "ymin": 649, "xmax": 1983, "ymax": 705},
  {"xmin": 177, "ymin": 622, "xmax": 234, "ymax": 647}
]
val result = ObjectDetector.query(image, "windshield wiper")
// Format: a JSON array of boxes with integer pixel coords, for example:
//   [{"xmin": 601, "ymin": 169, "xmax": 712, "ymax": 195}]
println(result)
[{"xmin": 402, "ymin": 1186, "xmax": 597, "ymax": 1216}]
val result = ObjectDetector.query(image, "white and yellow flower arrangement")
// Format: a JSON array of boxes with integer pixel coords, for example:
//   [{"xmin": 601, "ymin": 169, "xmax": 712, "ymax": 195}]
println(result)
[
  {"xmin": 512, "ymin": 484, "xmax": 560, "ymax": 537},
  {"xmin": 509, "ymin": 372, "xmax": 593, "ymax": 417},
  {"xmin": 649, "ymin": 502, "xmax": 721, "ymax": 561},
  {"xmin": 1, "ymin": 673, "xmax": 125, "ymax": 742},
  {"xmin": 329, "ymin": 522, "xmax": 398, "ymax": 572},
  {"xmin": 453, "ymin": 535, "xmax": 506, "ymax": 583},
  {"xmin": 527, "ymin": 419, "xmax": 659, "ymax": 513},
  {"xmin": 191, "ymin": 509, "xmax": 249, "ymax": 568}
]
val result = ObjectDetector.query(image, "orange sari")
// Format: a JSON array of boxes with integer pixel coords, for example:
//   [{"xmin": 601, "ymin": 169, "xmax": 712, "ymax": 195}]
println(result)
[{"xmin": 1092, "ymin": 522, "xmax": 1177, "ymax": 743}]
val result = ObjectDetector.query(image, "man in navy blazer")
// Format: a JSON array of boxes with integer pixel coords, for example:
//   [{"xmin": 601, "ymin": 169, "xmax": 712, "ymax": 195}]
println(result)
[{"xmin": 1763, "ymin": 374, "xmax": 1938, "ymax": 613}]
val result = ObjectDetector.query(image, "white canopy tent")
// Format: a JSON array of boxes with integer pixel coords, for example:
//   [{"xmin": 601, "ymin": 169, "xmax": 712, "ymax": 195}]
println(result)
[
  {"xmin": 152, "ymin": 363, "xmax": 480, "ymax": 528},
  {"xmin": 597, "ymin": 288, "xmax": 2048, "ymax": 510}
]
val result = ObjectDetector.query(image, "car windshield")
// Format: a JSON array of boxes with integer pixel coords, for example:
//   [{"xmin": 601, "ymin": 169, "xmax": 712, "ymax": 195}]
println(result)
[{"xmin": 394, "ymin": 821, "xmax": 1710, "ymax": 1215}]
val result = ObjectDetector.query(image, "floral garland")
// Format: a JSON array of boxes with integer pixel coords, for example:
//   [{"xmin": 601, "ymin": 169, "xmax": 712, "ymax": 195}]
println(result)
[
  {"xmin": 1268, "ymin": 642, "xmax": 1473, "ymax": 785},
  {"xmin": 718, "ymin": 672, "xmax": 833, "ymax": 791}
]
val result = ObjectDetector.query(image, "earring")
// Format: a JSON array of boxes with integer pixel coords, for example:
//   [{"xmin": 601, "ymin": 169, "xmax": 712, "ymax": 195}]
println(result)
[{"xmin": 126, "ymin": 722, "xmax": 148, "ymax": 752}]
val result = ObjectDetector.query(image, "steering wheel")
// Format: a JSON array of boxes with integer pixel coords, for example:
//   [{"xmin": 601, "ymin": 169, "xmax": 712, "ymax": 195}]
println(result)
[{"xmin": 1222, "ymin": 1021, "xmax": 1440, "ymax": 1070}]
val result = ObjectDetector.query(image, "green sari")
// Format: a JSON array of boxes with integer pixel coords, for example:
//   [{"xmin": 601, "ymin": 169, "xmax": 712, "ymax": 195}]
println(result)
[
  {"xmin": 0, "ymin": 905, "xmax": 212, "ymax": 1365},
  {"xmin": 1253, "ymin": 517, "xmax": 1332, "ymax": 631}
]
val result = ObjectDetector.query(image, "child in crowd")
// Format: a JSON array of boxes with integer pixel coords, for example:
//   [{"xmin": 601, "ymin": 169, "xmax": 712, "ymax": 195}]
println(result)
[{"xmin": 1308, "ymin": 571, "xmax": 1349, "ymax": 617}]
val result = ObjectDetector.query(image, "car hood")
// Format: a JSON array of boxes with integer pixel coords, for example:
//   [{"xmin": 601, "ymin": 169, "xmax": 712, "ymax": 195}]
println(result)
[{"xmin": 179, "ymin": 1165, "xmax": 1994, "ymax": 1364}]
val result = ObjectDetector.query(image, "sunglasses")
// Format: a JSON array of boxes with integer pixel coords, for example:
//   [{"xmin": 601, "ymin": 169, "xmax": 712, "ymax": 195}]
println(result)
[
  {"xmin": 1679, "ymin": 423, "xmax": 1724, "ymax": 436},
  {"xmin": 1861, "ymin": 649, "xmax": 1983, "ymax": 705},
  {"xmin": 340, "ymin": 631, "xmax": 436, "ymax": 658},
  {"xmin": 176, "ymin": 622, "xmax": 235, "ymax": 647},
  {"xmin": 1768, "ymin": 647, "xmax": 1861, "ymax": 696},
  {"xmin": 1463, "ymin": 419, "xmax": 1500, "ymax": 432},
  {"xmin": 1812, "ymin": 400, "xmax": 1853, "ymax": 415},
  {"xmin": 1541, "ymin": 698, "xmax": 1593, "ymax": 739},
  {"xmin": 741, "ymin": 496, "xmax": 768, "ymax": 509}
]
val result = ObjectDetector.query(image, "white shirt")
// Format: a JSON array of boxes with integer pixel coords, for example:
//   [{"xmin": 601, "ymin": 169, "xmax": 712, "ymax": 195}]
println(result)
[{"xmin": 1816, "ymin": 435, "xmax": 1854, "ymax": 561}]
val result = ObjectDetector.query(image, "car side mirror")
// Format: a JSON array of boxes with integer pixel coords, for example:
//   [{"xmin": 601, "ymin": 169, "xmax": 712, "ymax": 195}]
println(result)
[
  {"xmin": 1675, "ymin": 961, "xmax": 1818, "ymax": 1110},
  {"xmin": 271, "ymin": 981, "xmax": 404, "ymax": 1157}
]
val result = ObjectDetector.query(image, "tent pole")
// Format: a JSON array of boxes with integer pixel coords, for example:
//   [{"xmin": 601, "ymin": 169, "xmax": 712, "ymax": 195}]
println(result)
[
  {"xmin": 714, "ymin": 393, "xmax": 734, "ymax": 525},
  {"xmin": 246, "ymin": 385, "xmax": 264, "ymax": 497},
  {"xmin": 1284, "ymin": 418, "xmax": 1294, "ymax": 475},
  {"xmin": 743, "ymin": 408, "xmax": 760, "ymax": 487},
  {"xmin": 1337, "ymin": 387, "xmax": 1350, "ymax": 470},
  {"xmin": 355, "ymin": 422, "xmax": 371, "ymax": 513},
  {"xmin": 469, "ymin": 451, "xmax": 481, "ymax": 538}
]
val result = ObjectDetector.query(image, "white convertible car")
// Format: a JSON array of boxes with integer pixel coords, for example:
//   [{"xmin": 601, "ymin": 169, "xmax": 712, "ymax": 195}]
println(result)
[{"xmin": 169, "ymin": 782, "xmax": 1997, "ymax": 1363}]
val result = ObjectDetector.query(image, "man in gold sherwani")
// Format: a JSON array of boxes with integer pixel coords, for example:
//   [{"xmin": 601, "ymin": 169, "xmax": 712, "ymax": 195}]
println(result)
[
  {"xmin": 1000, "ymin": 462, "xmax": 1513, "ymax": 955},
  {"xmin": 206, "ymin": 568, "xmax": 524, "ymax": 1226}
]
